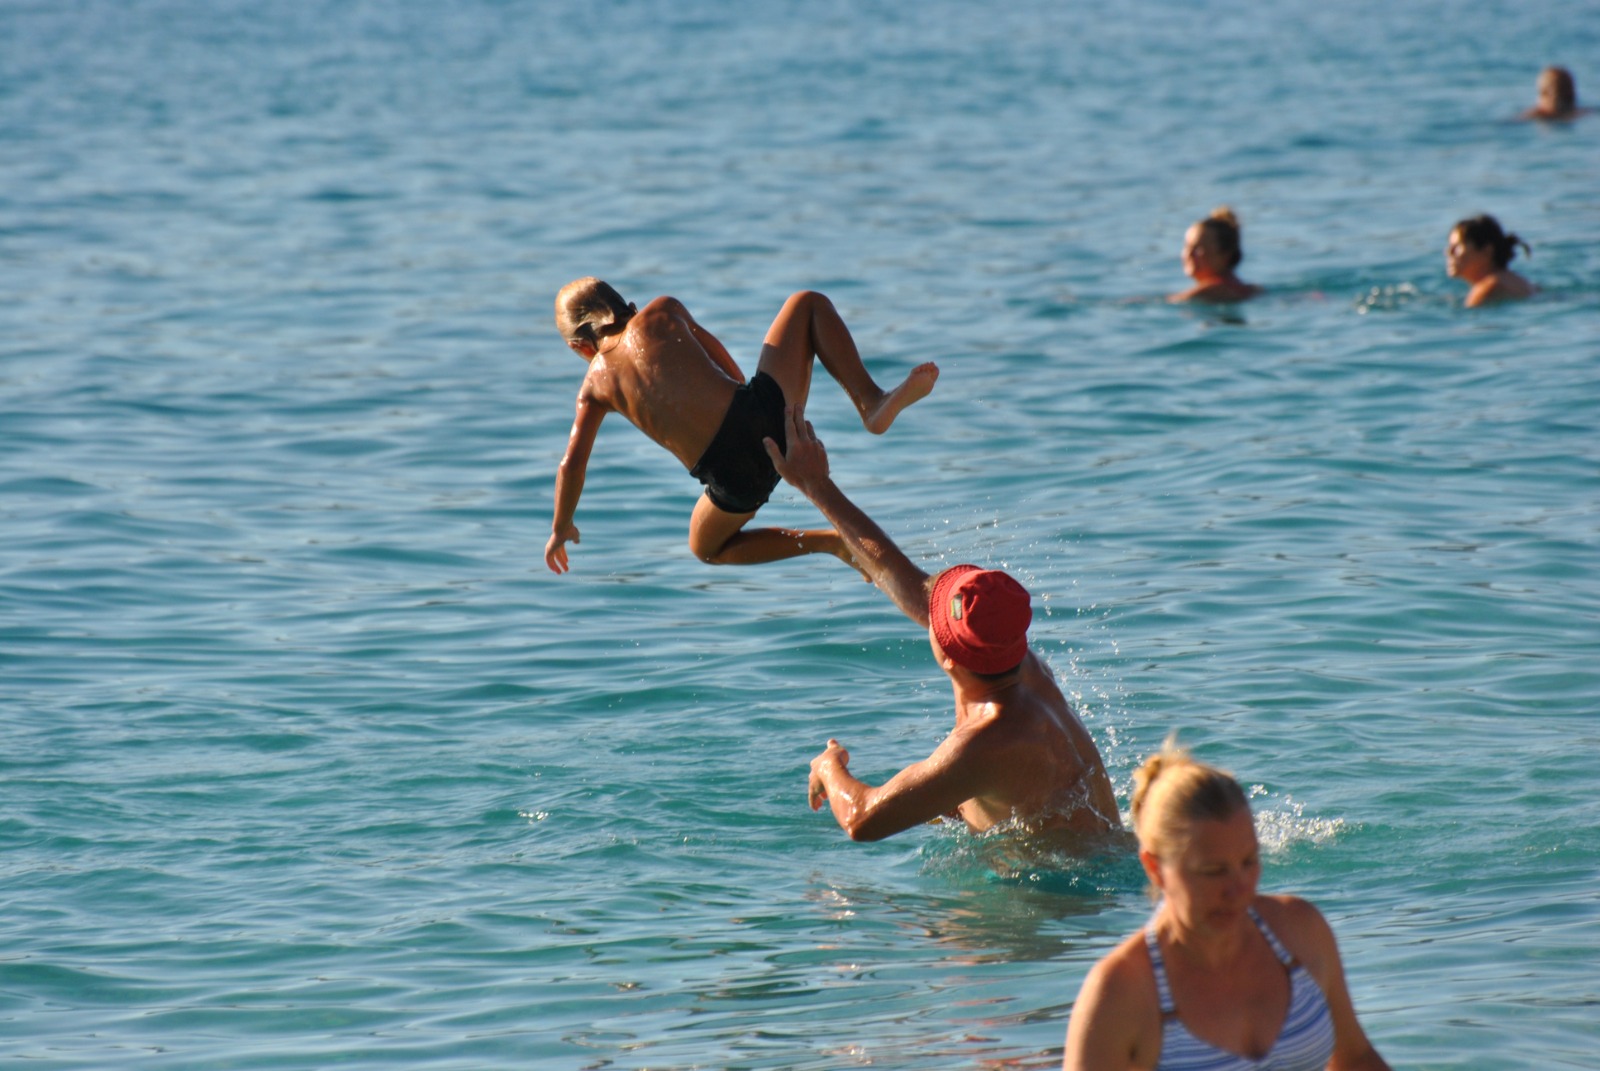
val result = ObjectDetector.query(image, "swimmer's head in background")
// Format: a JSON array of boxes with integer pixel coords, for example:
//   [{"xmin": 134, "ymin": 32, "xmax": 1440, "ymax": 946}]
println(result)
[
  {"xmin": 1451, "ymin": 214, "xmax": 1528, "ymax": 269},
  {"xmin": 556, "ymin": 277, "xmax": 637, "ymax": 348},
  {"xmin": 929, "ymin": 565, "xmax": 1032, "ymax": 675},
  {"xmin": 1194, "ymin": 206, "xmax": 1245, "ymax": 270},
  {"xmin": 1538, "ymin": 66, "xmax": 1577, "ymax": 116}
]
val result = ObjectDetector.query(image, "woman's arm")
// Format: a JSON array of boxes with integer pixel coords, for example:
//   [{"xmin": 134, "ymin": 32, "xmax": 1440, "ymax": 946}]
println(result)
[
  {"xmin": 1063, "ymin": 939, "xmax": 1159, "ymax": 1071},
  {"xmin": 1265, "ymin": 897, "xmax": 1392, "ymax": 1071}
]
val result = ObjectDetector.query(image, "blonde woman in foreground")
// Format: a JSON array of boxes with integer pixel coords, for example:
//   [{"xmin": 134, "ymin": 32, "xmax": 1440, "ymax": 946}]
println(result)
[
  {"xmin": 1169, "ymin": 208, "xmax": 1261, "ymax": 304},
  {"xmin": 1062, "ymin": 741, "xmax": 1391, "ymax": 1071}
]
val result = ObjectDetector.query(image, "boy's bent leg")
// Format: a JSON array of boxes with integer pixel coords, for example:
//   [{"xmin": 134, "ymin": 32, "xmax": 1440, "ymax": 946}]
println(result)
[
  {"xmin": 754, "ymin": 291, "xmax": 938, "ymax": 435},
  {"xmin": 688, "ymin": 494, "xmax": 862, "ymax": 571}
]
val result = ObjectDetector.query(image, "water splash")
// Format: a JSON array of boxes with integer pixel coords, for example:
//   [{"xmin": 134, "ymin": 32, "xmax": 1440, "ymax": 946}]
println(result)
[
  {"xmin": 1252, "ymin": 790, "xmax": 1349, "ymax": 853},
  {"xmin": 1353, "ymin": 282, "xmax": 1423, "ymax": 314}
]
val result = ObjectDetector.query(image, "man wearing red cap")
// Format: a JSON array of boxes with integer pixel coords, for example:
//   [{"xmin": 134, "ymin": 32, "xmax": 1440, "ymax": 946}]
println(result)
[{"xmin": 764, "ymin": 407, "xmax": 1122, "ymax": 847}]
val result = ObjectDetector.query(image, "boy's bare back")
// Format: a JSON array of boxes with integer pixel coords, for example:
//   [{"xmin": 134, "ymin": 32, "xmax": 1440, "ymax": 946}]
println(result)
[{"xmin": 579, "ymin": 296, "xmax": 743, "ymax": 470}]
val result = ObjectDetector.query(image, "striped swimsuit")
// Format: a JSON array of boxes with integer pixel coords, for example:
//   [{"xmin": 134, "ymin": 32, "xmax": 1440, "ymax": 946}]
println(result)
[{"xmin": 1144, "ymin": 908, "xmax": 1336, "ymax": 1071}]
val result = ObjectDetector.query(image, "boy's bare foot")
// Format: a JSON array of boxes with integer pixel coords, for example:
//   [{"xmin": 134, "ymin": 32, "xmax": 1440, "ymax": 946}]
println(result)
[{"xmin": 864, "ymin": 362, "xmax": 939, "ymax": 434}]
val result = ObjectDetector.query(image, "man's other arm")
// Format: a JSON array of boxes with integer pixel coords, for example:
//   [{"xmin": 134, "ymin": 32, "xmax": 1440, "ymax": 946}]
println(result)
[{"xmin": 809, "ymin": 729, "xmax": 988, "ymax": 841}]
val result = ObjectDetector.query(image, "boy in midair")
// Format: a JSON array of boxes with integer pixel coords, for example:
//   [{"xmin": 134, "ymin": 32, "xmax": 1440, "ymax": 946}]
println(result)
[{"xmin": 546, "ymin": 279, "xmax": 938, "ymax": 574}]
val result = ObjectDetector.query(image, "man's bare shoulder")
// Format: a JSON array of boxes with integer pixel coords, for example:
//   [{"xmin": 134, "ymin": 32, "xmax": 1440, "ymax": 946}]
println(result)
[
  {"xmin": 1015, "ymin": 652, "xmax": 1083, "ymax": 719},
  {"xmin": 1018, "ymin": 648, "xmax": 1061, "ymax": 685},
  {"xmin": 930, "ymin": 701, "xmax": 1049, "ymax": 797},
  {"xmin": 950, "ymin": 681, "xmax": 1068, "ymax": 757}
]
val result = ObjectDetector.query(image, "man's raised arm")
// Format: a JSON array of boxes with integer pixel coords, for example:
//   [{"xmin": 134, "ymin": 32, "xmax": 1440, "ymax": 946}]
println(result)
[{"xmin": 764, "ymin": 405, "xmax": 931, "ymax": 626}]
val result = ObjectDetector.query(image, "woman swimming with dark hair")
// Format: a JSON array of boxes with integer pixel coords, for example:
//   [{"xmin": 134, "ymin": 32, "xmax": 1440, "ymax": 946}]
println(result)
[
  {"xmin": 1169, "ymin": 207, "xmax": 1261, "ymax": 304},
  {"xmin": 1446, "ymin": 215, "xmax": 1535, "ymax": 307},
  {"xmin": 1523, "ymin": 66, "xmax": 1587, "ymax": 121}
]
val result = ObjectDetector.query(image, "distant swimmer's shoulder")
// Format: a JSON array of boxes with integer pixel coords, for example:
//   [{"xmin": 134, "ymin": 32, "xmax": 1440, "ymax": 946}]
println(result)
[{"xmin": 1171, "ymin": 282, "xmax": 1252, "ymax": 304}]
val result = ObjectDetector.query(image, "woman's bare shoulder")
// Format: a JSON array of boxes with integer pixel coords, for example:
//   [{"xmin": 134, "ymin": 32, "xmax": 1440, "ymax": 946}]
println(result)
[
  {"xmin": 1087, "ymin": 927, "xmax": 1160, "ymax": 996},
  {"xmin": 1254, "ymin": 894, "xmax": 1340, "ymax": 972}
]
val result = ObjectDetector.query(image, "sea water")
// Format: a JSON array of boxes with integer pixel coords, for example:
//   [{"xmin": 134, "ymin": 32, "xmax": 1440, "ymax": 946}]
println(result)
[{"xmin": 2, "ymin": 1, "xmax": 1598, "ymax": 1068}]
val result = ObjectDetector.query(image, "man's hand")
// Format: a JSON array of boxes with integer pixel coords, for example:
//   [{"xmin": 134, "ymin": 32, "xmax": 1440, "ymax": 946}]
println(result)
[
  {"xmin": 808, "ymin": 738, "xmax": 850, "ymax": 811},
  {"xmin": 764, "ymin": 404, "xmax": 831, "ymax": 497},
  {"xmin": 545, "ymin": 523, "xmax": 580, "ymax": 574}
]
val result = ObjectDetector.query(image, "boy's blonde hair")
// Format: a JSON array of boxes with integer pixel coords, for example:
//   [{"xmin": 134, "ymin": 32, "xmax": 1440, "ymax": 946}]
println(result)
[{"xmin": 555, "ymin": 277, "xmax": 634, "ymax": 345}]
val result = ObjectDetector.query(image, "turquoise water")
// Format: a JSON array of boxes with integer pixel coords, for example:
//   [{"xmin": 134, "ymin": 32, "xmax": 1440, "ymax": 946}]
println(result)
[{"xmin": 3, "ymin": 1, "xmax": 1598, "ymax": 1068}]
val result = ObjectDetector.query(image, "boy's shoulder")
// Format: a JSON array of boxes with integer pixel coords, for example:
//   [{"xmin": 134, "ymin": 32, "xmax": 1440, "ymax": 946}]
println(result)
[
  {"xmin": 576, "ymin": 354, "xmax": 621, "ymax": 408},
  {"xmin": 630, "ymin": 294, "xmax": 681, "ymax": 320}
]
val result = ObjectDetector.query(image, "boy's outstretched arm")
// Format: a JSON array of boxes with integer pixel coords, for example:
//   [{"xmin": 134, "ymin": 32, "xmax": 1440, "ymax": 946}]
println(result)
[
  {"xmin": 546, "ymin": 394, "xmax": 607, "ymax": 574},
  {"xmin": 765, "ymin": 405, "xmax": 931, "ymax": 625}
]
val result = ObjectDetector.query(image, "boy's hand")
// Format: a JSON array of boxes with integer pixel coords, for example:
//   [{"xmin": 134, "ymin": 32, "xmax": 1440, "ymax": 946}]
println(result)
[
  {"xmin": 765, "ymin": 404, "xmax": 831, "ymax": 496},
  {"xmin": 808, "ymin": 738, "xmax": 850, "ymax": 811},
  {"xmin": 545, "ymin": 524, "xmax": 580, "ymax": 574}
]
